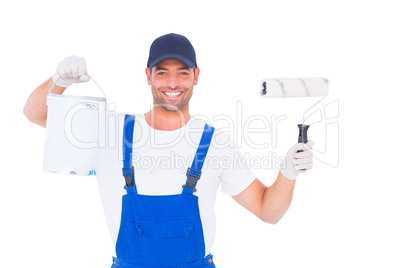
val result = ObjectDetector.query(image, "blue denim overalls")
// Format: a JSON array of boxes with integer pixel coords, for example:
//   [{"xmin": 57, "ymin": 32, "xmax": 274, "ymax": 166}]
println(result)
[{"xmin": 112, "ymin": 114, "xmax": 216, "ymax": 268}]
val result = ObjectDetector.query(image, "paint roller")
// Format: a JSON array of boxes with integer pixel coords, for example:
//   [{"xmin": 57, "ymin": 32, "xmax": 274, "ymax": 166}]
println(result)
[{"xmin": 260, "ymin": 78, "xmax": 329, "ymax": 161}]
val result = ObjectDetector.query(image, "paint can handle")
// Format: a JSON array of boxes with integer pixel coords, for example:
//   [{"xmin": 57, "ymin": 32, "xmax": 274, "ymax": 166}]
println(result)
[{"xmin": 47, "ymin": 75, "xmax": 107, "ymax": 99}]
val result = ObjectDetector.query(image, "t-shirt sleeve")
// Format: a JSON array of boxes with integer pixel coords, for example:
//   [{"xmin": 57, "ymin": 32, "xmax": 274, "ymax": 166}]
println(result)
[{"xmin": 213, "ymin": 130, "xmax": 256, "ymax": 196}]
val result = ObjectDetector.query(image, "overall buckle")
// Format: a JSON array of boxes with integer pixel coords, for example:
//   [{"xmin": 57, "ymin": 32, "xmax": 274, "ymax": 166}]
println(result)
[
  {"xmin": 122, "ymin": 166, "xmax": 135, "ymax": 188},
  {"xmin": 182, "ymin": 167, "xmax": 201, "ymax": 192}
]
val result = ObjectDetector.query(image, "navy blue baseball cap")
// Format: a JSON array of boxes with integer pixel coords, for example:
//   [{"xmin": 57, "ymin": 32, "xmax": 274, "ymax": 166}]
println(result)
[{"xmin": 147, "ymin": 33, "xmax": 197, "ymax": 69}]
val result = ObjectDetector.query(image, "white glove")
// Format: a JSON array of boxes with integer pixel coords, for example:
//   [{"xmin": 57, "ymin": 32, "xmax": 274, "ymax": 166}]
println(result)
[
  {"xmin": 52, "ymin": 55, "xmax": 90, "ymax": 87},
  {"xmin": 280, "ymin": 140, "xmax": 314, "ymax": 180}
]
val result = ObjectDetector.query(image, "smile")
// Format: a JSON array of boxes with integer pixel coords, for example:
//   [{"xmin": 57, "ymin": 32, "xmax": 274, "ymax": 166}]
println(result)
[{"xmin": 162, "ymin": 91, "xmax": 183, "ymax": 97}]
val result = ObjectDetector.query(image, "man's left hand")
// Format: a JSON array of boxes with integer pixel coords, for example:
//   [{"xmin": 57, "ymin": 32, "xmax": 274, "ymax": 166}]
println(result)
[{"xmin": 280, "ymin": 141, "xmax": 314, "ymax": 180}]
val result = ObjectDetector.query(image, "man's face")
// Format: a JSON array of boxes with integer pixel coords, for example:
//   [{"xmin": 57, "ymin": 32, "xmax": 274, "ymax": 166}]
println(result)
[{"xmin": 146, "ymin": 58, "xmax": 200, "ymax": 112}]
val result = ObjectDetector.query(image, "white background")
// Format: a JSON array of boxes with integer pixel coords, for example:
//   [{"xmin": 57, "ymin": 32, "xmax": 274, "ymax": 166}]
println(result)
[{"xmin": 1, "ymin": 0, "xmax": 401, "ymax": 267}]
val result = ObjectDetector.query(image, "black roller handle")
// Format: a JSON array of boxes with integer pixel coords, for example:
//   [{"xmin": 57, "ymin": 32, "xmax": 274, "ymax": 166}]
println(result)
[
  {"xmin": 298, "ymin": 124, "xmax": 309, "ymax": 146},
  {"xmin": 297, "ymin": 124, "xmax": 310, "ymax": 171}
]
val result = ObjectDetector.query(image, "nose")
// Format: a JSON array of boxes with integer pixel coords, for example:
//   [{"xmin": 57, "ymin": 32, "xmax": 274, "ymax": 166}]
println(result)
[{"xmin": 167, "ymin": 76, "xmax": 179, "ymax": 89}]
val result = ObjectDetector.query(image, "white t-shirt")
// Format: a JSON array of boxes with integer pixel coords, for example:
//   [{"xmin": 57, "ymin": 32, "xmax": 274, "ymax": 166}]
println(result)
[{"xmin": 96, "ymin": 112, "xmax": 256, "ymax": 257}]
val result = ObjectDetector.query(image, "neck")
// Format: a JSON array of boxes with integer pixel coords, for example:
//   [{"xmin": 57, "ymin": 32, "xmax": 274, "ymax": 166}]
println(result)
[{"xmin": 144, "ymin": 105, "xmax": 191, "ymax": 131}]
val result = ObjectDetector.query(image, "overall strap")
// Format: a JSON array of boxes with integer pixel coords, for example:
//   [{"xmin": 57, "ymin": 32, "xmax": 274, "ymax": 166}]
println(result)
[
  {"xmin": 122, "ymin": 114, "xmax": 137, "ymax": 194},
  {"xmin": 182, "ymin": 123, "xmax": 215, "ymax": 194}
]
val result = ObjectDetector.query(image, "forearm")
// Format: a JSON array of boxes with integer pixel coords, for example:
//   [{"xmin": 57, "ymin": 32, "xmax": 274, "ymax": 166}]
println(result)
[
  {"xmin": 261, "ymin": 171, "xmax": 296, "ymax": 224},
  {"xmin": 23, "ymin": 77, "xmax": 67, "ymax": 127}
]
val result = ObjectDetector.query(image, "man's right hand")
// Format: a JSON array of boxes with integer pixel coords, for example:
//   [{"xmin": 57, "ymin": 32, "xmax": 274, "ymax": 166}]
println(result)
[{"xmin": 52, "ymin": 55, "xmax": 90, "ymax": 87}]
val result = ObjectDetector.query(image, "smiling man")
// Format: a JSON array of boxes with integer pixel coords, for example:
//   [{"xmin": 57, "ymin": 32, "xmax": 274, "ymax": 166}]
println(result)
[
  {"xmin": 144, "ymin": 34, "xmax": 200, "ymax": 131},
  {"xmin": 149, "ymin": 59, "xmax": 197, "ymax": 110},
  {"xmin": 145, "ymin": 58, "xmax": 198, "ymax": 129},
  {"xmin": 23, "ymin": 33, "xmax": 314, "ymax": 268}
]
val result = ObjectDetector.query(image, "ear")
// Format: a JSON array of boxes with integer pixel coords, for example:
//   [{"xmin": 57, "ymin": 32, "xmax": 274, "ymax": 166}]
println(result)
[
  {"xmin": 145, "ymin": 67, "xmax": 151, "ymax": 85},
  {"xmin": 193, "ymin": 67, "xmax": 200, "ymax": 86}
]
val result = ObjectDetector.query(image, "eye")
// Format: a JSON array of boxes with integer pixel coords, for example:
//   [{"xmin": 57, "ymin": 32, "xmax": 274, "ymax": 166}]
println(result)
[
  {"xmin": 157, "ymin": 72, "xmax": 166, "ymax": 76},
  {"xmin": 180, "ymin": 72, "xmax": 189, "ymax": 76}
]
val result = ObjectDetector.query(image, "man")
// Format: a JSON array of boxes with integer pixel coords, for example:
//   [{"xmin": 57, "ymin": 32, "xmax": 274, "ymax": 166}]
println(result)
[{"xmin": 23, "ymin": 33, "xmax": 314, "ymax": 267}]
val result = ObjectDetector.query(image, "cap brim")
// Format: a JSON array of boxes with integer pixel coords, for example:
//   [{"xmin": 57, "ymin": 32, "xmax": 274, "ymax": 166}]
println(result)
[{"xmin": 148, "ymin": 54, "xmax": 195, "ymax": 69}]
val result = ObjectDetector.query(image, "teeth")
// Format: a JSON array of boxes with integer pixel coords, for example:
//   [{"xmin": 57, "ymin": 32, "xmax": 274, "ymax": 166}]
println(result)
[{"xmin": 163, "ymin": 91, "xmax": 183, "ymax": 97}]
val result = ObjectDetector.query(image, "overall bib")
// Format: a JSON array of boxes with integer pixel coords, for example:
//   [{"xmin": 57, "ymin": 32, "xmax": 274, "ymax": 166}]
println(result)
[{"xmin": 112, "ymin": 114, "xmax": 216, "ymax": 268}]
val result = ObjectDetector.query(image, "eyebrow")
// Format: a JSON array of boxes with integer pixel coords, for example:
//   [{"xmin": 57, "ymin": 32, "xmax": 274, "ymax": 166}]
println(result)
[
  {"xmin": 155, "ymin": 67, "xmax": 168, "ymax": 71},
  {"xmin": 154, "ymin": 66, "xmax": 190, "ymax": 71}
]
